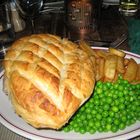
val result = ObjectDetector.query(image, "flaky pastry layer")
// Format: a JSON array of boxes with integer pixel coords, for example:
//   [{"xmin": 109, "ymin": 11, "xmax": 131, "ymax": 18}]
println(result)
[{"xmin": 3, "ymin": 34, "xmax": 95, "ymax": 129}]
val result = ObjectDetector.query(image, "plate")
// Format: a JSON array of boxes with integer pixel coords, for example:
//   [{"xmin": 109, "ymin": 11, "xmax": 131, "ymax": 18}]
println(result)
[{"xmin": 0, "ymin": 47, "xmax": 140, "ymax": 140}]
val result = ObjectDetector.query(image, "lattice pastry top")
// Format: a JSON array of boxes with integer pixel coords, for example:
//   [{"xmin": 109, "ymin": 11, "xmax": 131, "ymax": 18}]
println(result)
[{"xmin": 3, "ymin": 34, "xmax": 95, "ymax": 129}]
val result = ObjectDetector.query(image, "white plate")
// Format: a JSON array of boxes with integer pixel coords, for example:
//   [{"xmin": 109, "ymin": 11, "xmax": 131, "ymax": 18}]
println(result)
[{"xmin": 0, "ymin": 47, "xmax": 140, "ymax": 140}]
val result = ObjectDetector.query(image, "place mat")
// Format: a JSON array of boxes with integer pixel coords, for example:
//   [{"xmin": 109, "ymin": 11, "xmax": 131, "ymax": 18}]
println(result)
[
  {"xmin": 128, "ymin": 18, "xmax": 140, "ymax": 55},
  {"xmin": 0, "ymin": 123, "xmax": 28, "ymax": 140}
]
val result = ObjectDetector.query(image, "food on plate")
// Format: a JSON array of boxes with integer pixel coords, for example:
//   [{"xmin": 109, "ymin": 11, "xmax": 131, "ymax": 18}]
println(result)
[
  {"xmin": 95, "ymin": 58, "xmax": 105, "ymax": 81},
  {"xmin": 62, "ymin": 77, "xmax": 140, "ymax": 134},
  {"xmin": 2, "ymin": 33, "xmax": 140, "ymax": 132},
  {"xmin": 116, "ymin": 56, "xmax": 125, "ymax": 74},
  {"xmin": 135, "ymin": 64, "xmax": 140, "ymax": 83},
  {"xmin": 123, "ymin": 58, "xmax": 138, "ymax": 82},
  {"xmin": 61, "ymin": 42, "xmax": 140, "ymax": 134},
  {"xmin": 3, "ymin": 34, "xmax": 95, "ymax": 129},
  {"xmin": 96, "ymin": 49, "xmax": 110, "ymax": 59},
  {"xmin": 109, "ymin": 47, "xmax": 126, "ymax": 57},
  {"xmin": 91, "ymin": 47, "xmax": 140, "ymax": 84},
  {"xmin": 104, "ymin": 55, "xmax": 117, "ymax": 81}
]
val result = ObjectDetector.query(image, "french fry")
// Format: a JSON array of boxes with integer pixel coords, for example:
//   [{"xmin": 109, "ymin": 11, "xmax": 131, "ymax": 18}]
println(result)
[
  {"xmin": 90, "ymin": 56, "xmax": 96, "ymax": 66},
  {"xmin": 95, "ymin": 59, "xmax": 100, "ymax": 81},
  {"xmin": 136, "ymin": 64, "xmax": 140, "ymax": 81},
  {"xmin": 79, "ymin": 44, "xmax": 140, "ymax": 84},
  {"xmin": 79, "ymin": 41, "xmax": 97, "ymax": 57},
  {"xmin": 109, "ymin": 47, "xmax": 126, "ymax": 58},
  {"xmin": 96, "ymin": 50, "xmax": 110, "ymax": 59},
  {"xmin": 104, "ymin": 55, "xmax": 118, "ymax": 81},
  {"xmin": 112, "ymin": 71, "xmax": 119, "ymax": 82},
  {"xmin": 117, "ymin": 56, "xmax": 125, "ymax": 74},
  {"xmin": 123, "ymin": 58, "xmax": 138, "ymax": 82},
  {"xmin": 103, "ymin": 77, "xmax": 113, "ymax": 82},
  {"xmin": 98, "ymin": 58, "xmax": 105, "ymax": 80},
  {"xmin": 78, "ymin": 41, "xmax": 96, "ymax": 68},
  {"xmin": 95, "ymin": 64, "xmax": 100, "ymax": 81},
  {"xmin": 124, "ymin": 58, "xmax": 130, "ymax": 66}
]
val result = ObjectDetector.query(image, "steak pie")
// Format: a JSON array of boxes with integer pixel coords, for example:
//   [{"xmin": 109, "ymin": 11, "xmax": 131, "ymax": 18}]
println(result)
[{"xmin": 3, "ymin": 34, "xmax": 95, "ymax": 129}]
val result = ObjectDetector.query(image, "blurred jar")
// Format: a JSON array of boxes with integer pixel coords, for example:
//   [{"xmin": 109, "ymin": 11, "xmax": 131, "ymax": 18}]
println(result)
[
  {"xmin": 0, "ymin": 0, "xmax": 15, "ymax": 45},
  {"xmin": 119, "ymin": 0, "xmax": 139, "ymax": 16},
  {"xmin": 65, "ymin": 0, "xmax": 96, "ymax": 35},
  {"xmin": 10, "ymin": 1, "xmax": 26, "ymax": 32}
]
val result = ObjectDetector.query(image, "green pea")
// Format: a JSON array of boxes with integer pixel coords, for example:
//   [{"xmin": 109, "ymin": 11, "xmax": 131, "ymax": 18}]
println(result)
[
  {"xmin": 118, "ymin": 85, "xmax": 124, "ymax": 91},
  {"xmin": 109, "ymin": 111, "xmax": 115, "ymax": 117},
  {"xmin": 87, "ymin": 114, "xmax": 92, "ymax": 119},
  {"xmin": 111, "ymin": 125, "xmax": 119, "ymax": 133},
  {"xmin": 98, "ymin": 127, "xmax": 104, "ymax": 132},
  {"xmin": 119, "ymin": 97, "xmax": 125, "ymax": 103},
  {"xmin": 114, "ymin": 100, "xmax": 120, "ymax": 106},
  {"xmin": 96, "ymin": 114, "xmax": 102, "ymax": 120},
  {"xmin": 96, "ymin": 81, "xmax": 102, "ymax": 87},
  {"xmin": 119, "ymin": 123, "xmax": 126, "ymax": 130},
  {"xmin": 119, "ymin": 104, "xmax": 125, "ymax": 110},
  {"xmin": 113, "ymin": 83, "xmax": 119, "ymax": 89},
  {"xmin": 121, "ymin": 116, "xmax": 127, "ymax": 123},
  {"xmin": 74, "ymin": 127, "xmax": 80, "ymax": 132},
  {"xmin": 106, "ymin": 124, "xmax": 112, "ymax": 131},
  {"xmin": 85, "ymin": 108, "xmax": 91, "ymax": 114},
  {"xmin": 114, "ymin": 119, "xmax": 120, "ymax": 126},
  {"xmin": 88, "ymin": 120, "xmax": 94, "ymax": 127},
  {"xmin": 101, "ymin": 119, "xmax": 106, "ymax": 126},
  {"xmin": 94, "ymin": 99, "xmax": 100, "ymax": 105},
  {"xmin": 96, "ymin": 88, "xmax": 103, "ymax": 94},
  {"xmin": 106, "ymin": 117, "xmax": 113, "ymax": 124},
  {"xmin": 103, "ymin": 104, "xmax": 110, "ymax": 111},
  {"xmin": 79, "ymin": 128, "xmax": 86, "ymax": 134},
  {"xmin": 130, "ymin": 118, "xmax": 136, "ymax": 125},
  {"xmin": 91, "ymin": 109, "xmax": 97, "ymax": 115},
  {"xmin": 118, "ymin": 92, "xmax": 124, "ymax": 98},
  {"xmin": 102, "ymin": 111, "xmax": 109, "ymax": 117},
  {"xmin": 126, "ymin": 120, "xmax": 132, "ymax": 126},
  {"xmin": 106, "ymin": 96, "xmax": 113, "ymax": 104},
  {"xmin": 95, "ymin": 121, "xmax": 101, "ymax": 128},
  {"xmin": 112, "ymin": 106, "xmax": 119, "ymax": 112},
  {"xmin": 62, "ymin": 79, "xmax": 140, "ymax": 134},
  {"xmin": 89, "ymin": 128, "xmax": 96, "ymax": 134},
  {"xmin": 112, "ymin": 94, "xmax": 118, "ymax": 99},
  {"xmin": 63, "ymin": 127, "xmax": 70, "ymax": 132}
]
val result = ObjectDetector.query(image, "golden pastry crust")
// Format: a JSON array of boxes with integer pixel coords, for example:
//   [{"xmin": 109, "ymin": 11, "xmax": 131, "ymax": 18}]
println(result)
[{"xmin": 3, "ymin": 34, "xmax": 95, "ymax": 129}]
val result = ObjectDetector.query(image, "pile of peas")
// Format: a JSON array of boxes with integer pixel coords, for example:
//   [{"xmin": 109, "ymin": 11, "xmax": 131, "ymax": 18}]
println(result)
[{"xmin": 61, "ymin": 76, "xmax": 140, "ymax": 134}]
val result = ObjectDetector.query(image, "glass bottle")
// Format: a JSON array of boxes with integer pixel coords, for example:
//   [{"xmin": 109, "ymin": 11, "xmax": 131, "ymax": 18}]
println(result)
[{"xmin": 119, "ymin": 0, "xmax": 139, "ymax": 16}]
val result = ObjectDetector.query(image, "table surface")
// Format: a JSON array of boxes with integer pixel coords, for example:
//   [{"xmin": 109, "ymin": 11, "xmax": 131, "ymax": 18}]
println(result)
[{"xmin": 0, "ymin": 4, "xmax": 140, "ymax": 140}]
